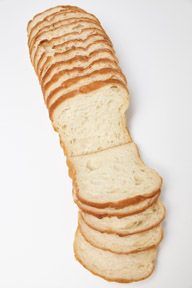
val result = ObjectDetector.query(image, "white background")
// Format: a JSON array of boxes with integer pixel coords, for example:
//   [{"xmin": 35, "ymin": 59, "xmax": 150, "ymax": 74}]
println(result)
[{"xmin": 0, "ymin": 0, "xmax": 192, "ymax": 287}]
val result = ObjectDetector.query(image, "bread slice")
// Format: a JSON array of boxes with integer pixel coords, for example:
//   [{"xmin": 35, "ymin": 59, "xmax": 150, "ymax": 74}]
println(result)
[
  {"xmin": 44, "ymin": 68, "xmax": 126, "ymax": 107},
  {"xmin": 73, "ymin": 189, "xmax": 159, "ymax": 217},
  {"xmin": 74, "ymin": 229, "xmax": 157, "ymax": 283},
  {"xmin": 81, "ymin": 200, "xmax": 165, "ymax": 235},
  {"xmin": 43, "ymin": 65, "xmax": 125, "ymax": 102},
  {"xmin": 52, "ymin": 81, "xmax": 130, "ymax": 156},
  {"xmin": 29, "ymin": 13, "xmax": 100, "ymax": 47},
  {"xmin": 42, "ymin": 56, "xmax": 119, "ymax": 88},
  {"xmin": 37, "ymin": 38, "xmax": 115, "ymax": 80},
  {"xmin": 34, "ymin": 28, "xmax": 111, "ymax": 72},
  {"xmin": 27, "ymin": 6, "xmax": 69, "ymax": 34},
  {"xmin": 30, "ymin": 22, "xmax": 106, "ymax": 64},
  {"xmin": 39, "ymin": 47, "xmax": 117, "ymax": 83},
  {"xmin": 79, "ymin": 214, "xmax": 163, "ymax": 254},
  {"xmin": 29, "ymin": 18, "xmax": 104, "ymax": 55},
  {"xmin": 28, "ymin": 6, "xmax": 98, "ymax": 41},
  {"xmin": 41, "ymin": 39, "xmax": 117, "ymax": 85},
  {"xmin": 69, "ymin": 143, "xmax": 162, "ymax": 206}
]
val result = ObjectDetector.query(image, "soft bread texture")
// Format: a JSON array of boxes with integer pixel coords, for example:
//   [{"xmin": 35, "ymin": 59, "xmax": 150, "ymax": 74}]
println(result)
[
  {"xmin": 73, "ymin": 189, "xmax": 159, "ymax": 217},
  {"xmin": 79, "ymin": 214, "xmax": 163, "ymax": 254},
  {"xmin": 74, "ymin": 229, "xmax": 157, "ymax": 283},
  {"xmin": 69, "ymin": 143, "xmax": 162, "ymax": 207},
  {"xmin": 55, "ymin": 84, "xmax": 130, "ymax": 156},
  {"xmin": 81, "ymin": 200, "xmax": 165, "ymax": 235}
]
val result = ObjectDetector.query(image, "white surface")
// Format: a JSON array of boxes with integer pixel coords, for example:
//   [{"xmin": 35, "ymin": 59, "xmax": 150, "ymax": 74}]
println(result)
[{"xmin": 0, "ymin": 0, "xmax": 192, "ymax": 287}]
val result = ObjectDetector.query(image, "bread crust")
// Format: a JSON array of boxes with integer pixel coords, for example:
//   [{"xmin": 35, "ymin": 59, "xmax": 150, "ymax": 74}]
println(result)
[
  {"xmin": 32, "ymin": 27, "xmax": 111, "ymax": 68},
  {"xmin": 68, "ymin": 143, "xmax": 162, "ymax": 208},
  {"xmin": 79, "ymin": 222, "xmax": 164, "ymax": 255},
  {"xmin": 37, "ymin": 35, "xmax": 115, "ymax": 77},
  {"xmin": 29, "ymin": 18, "xmax": 105, "ymax": 51},
  {"xmin": 74, "ymin": 191, "xmax": 159, "ymax": 217},
  {"xmin": 29, "ymin": 15, "xmax": 101, "ymax": 46},
  {"xmin": 74, "ymin": 228, "xmax": 157, "ymax": 283},
  {"xmin": 45, "ymin": 67, "xmax": 126, "ymax": 106},
  {"xmin": 80, "ymin": 202, "xmax": 166, "ymax": 236},
  {"xmin": 49, "ymin": 79, "xmax": 128, "ymax": 119},
  {"xmin": 30, "ymin": 26, "xmax": 109, "ymax": 59},
  {"xmin": 42, "ymin": 57, "xmax": 119, "ymax": 87},
  {"xmin": 28, "ymin": 6, "xmax": 90, "ymax": 36}
]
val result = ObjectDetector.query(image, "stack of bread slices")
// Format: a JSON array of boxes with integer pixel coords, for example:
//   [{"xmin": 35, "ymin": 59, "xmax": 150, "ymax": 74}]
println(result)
[{"xmin": 27, "ymin": 5, "xmax": 165, "ymax": 283}]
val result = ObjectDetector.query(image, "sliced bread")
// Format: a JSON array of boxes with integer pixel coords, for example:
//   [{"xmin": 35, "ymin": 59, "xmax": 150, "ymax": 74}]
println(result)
[
  {"xmin": 80, "ymin": 200, "xmax": 165, "ymax": 235},
  {"xmin": 69, "ymin": 143, "xmax": 162, "ymax": 206},
  {"xmin": 29, "ymin": 13, "xmax": 100, "ymax": 47},
  {"xmin": 39, "ymin": 47, "xmax": 117, "ymax": 83},
  {"xmin": 34, "ymin": 28, "xmax": 111, "ymax": 72},
  {"xmin": 74, "ymin": 228, "xmax": 157, "ymax": 283},
  {"xmin": 73, "ymin": 189, "xmax": 159, "ymax": 217},
  {"xmin": 31, "ymin": 23, "xmax": 106, "ymax": 64},
  {"xmin": 53, "ymin": 81, "xmax": 130, "ymax": 156},
  {"xmin": 44, "ymin": 68, "xmax": 126, "ymax": 106},
  {"xmin": 79, "ymin": 214, "xmax": 163, "ymax": 254}
]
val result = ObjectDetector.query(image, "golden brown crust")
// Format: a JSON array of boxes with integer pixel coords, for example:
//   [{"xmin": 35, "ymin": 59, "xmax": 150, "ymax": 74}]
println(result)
[
  {"xmin": 67, "ymin": 150, "xmax": 161, "ymax": 209},
  {"xmin": 49, "ymin": 79, "xmax": 127, "ymax": 119},
  {"xmin": 53, "ymin": 34, "xmax": 113, "ymax": 51},
  {"xmin": 74, "ymin": 192, "xmax": 159, "ymax": 218},
  {"xmin": 29, "ymin": 18, "xmax": 104, "ymax": 51},
  {"xmin": 39, "ymin": 45, "xmax": 117, "ymax": 82},
  {"xmin": 43, "ymin": 58, "xmax": 120, "ymax": 89},
  {"xmin": 80, "ymin": 205, "xmax": 166, "ymax": 236},
  {"xmin": 44, "ymin": 67, "xmax": 126, "ymax": 106},
  {"xmin": 32, "ymin": 27, "xmax": 111, "ymax": 69},
  {"xmin": 29, "ymin": 17, "xmax": 100, "ymax": 47},
  {"xmin": 73, "ymin": 228, "xmax": 157, "ymax": 283},
  {"xmin": 30, "ymin": 26, "xmax": 107, "ymax": 57},
  {"xmin": 41, "ymin": 48, "xmax": 116, "ymax": 84},
  {"xmin": 76, "ymin": 188, "xmax": 161, "ymax": 209},
  {"xmin": 28, "ymin": 6, "xmax": 89, "ymax": 37},
  {"xmin": 36, "ymin": 35, "xmax": 114, "ymax": 77},
  {"xmin": 79, "ymin": 222, "xmax": 164, "ymax": 255}
]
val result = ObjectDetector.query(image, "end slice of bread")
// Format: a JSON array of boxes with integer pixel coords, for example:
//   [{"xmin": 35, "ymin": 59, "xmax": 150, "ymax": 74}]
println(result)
[{"xmin": 74, "ymin": 228, "xmax": 157, "ymax": 283}]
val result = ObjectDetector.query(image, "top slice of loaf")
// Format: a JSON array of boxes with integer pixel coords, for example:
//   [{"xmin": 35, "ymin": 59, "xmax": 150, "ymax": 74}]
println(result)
[{"xmin": 69, "ymin": 143, "xmax": 162, "ymax": 207}]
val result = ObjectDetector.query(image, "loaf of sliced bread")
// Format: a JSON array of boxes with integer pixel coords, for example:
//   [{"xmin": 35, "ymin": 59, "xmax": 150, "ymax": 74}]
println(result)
[
  {"xmin": 81, "ymin": 200, "xmax": 165, "ymax": 235},
  {"xmin": 69, "ymin": 143, "xmax": 162, "ymax": 207},
  {"xmin": 28, "ymin": 7, "xmax": 132, "ymax": 157},
  {"xmin": 74, "ymin": 229, "xmax": 157, "ymax": 283},
  {"xmin": 73, "ymin": 189, "xmax": 159, "ymax": 217},
  {"xmin": 28, "ymin": 6, "xmax": 164, "ymax": 283},
  {"xmin": 79, "ymin": 213, "xmax": 163, "ymax": 254}
]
